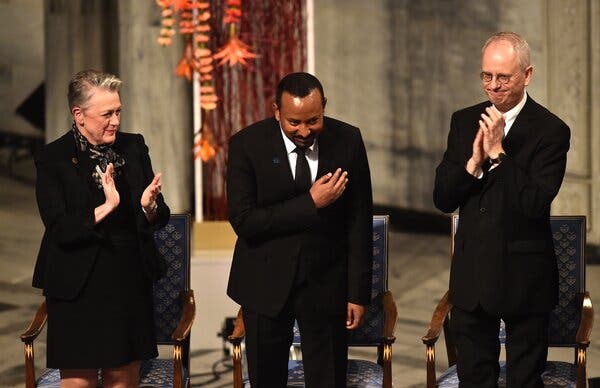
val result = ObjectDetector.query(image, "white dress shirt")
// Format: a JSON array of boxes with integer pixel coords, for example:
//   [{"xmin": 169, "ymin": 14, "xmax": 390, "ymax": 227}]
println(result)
[
  {"xmin": 280, "ymin": 128, "xmax": 319, "ymax": 183},
  {"xmin": 498, "ymin": 91, "xmax": 528, "ymax": 137}
]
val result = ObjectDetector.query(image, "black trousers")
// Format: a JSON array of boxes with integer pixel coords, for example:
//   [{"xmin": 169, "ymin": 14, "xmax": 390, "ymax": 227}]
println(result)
[
  {"xmin": 451, "ymin": 305, "xmax": 549, "ymax": 388},
  {"xmin": 243, "ymin": 283, "xmax": 347, "ymax": 388}
]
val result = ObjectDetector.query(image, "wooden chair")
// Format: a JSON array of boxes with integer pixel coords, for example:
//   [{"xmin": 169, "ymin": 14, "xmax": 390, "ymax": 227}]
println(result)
[
  {"xmin": 20, "ymin": 214, "xmax": 196, "ymax": 388},
  {"xmin": 228, "ymin": 215, "xmax": 398, "ymax": 387},
  {"xmin": 422, "ymin": 215, "xmax": 594, "ymax": 387}
]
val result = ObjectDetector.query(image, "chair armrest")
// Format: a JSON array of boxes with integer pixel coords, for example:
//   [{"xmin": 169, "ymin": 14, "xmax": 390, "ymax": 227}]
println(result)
[
  {"xmin": 575, "ymin": 291, "xmax": 593, "ymax": 346},
  {"xmin": 171, "ymin": 290, "xmax": 196, "ymax": 342},
  {"xmin": 382, "ymin": 291, "xmax": 398, "ymax": 341},
  {"xmin": 228, "ymin": 308, "xmax": 245, "ymax": 344},
  {"xmin": 422, "ymin": 291, "xmax": 452, "ymax": 346},
  {"xmin": 20, "ymin": 301, "xmax": 47, "ymax": 343}
]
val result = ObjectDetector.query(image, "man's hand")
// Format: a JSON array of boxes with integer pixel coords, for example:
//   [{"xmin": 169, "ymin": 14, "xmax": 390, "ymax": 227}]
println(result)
[
  {"xmin": 466, "ymin": 128, "xmax": 485, "ymax": 176},
  {"xmin": 346, "ymin": 302, "xmax": 365, "ymax": 329},
  {"xmin": 310, "ymin": 168, "xmax": 348, "ymax": 208},
  {"xmin": 480, "ymin": 106, "xmax": 505, "ymax": 159}
]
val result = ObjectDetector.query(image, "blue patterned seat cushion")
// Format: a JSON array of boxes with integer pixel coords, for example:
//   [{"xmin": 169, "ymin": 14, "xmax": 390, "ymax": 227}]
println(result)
[
  {"xmin": 437, "ymin": 361, "xmax": 576, "ymax": 388},
  {"xmin": 284, "ymin": 359, "xmax": 383, "ymax": 387},
  {"xmin": 36, "ymin": 368, "xmax": 61, "ymax": 388},
  {"xmin": 139, "ymin": 358, "xmax": 189, "ymax": 387},
  {"xmin": 37, "ymin": 369, "xmax": 103, "ymax": 388},
  {"xmin": 36, "ymin": 359, "xmax": 188, "ymax": 388}
]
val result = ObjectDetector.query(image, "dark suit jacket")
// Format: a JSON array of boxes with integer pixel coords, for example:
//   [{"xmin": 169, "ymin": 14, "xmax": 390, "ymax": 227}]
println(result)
[
  {"xmin": 434, "ymin": 95, "xmax": 570, "ymax": 315},
  {"xmin": 226, "ymin": 117, "xmax": 373, "ymax": 317},
  {"xmin": 32, "ymin": 131, "xmax": 170, "ymax": 300}
]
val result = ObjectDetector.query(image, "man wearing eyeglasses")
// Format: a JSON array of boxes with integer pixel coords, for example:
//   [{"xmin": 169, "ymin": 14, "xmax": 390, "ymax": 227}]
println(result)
[{"xmin": 434, "ymin": 32, "xmax": 570, "ymax": 387}]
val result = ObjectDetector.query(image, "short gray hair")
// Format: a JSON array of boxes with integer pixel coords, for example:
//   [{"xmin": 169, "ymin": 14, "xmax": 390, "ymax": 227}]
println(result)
[
  {"xmin": 482, "ymin": 32, "xmax": 531, "ymax": 70},
  {"xmin": 68, "ymin": 69, "xmax": 122, "ymax": 110}
]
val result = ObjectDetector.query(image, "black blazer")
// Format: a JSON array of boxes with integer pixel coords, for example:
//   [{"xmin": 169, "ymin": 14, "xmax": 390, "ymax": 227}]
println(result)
[
  {"xmin": 226, "ymin": 117, "xmax": 373, "ymax": 317},
  {"xmin": 434, "ymin": 95, "xmax": 570, "ymax": 314},
  {"xmin": 32, "ymin": 131, "xmax": 170, "ymax": 300}
]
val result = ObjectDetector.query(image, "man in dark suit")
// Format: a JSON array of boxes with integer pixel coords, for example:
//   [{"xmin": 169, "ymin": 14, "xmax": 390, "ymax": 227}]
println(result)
[
  {"xmin": 434, "ymin": 32, "xmax": 570, "ymax": 387},
  {"xmin": 227, "ymin": 72, "xmax": 373, "ymax": 387}
]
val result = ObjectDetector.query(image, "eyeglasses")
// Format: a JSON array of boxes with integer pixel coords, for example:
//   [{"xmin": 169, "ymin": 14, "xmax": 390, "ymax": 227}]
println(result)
[{"xmin": 480, "ymin": 71, "xmax": 515, "ymax": 85}]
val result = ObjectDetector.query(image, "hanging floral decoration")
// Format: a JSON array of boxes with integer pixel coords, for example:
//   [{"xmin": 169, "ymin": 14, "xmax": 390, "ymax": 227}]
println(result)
[
  {"xmin": 213, "ymin": 0, "xmax": 258, "ymax": 67},
  {"xmin": 156, "ymin": 0, "xmax": 306, "ymax": 220},
  {"xmin": 156, "ymin": 0, "xmax": 217, "ymax": 107}
]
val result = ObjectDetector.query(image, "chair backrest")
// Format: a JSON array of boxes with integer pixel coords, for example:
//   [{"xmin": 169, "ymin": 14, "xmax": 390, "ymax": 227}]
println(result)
[
  {"xmin": 292, "ymin": 215, "xmax": 390, "ymax": 346},
  {"xmin": 548, "ymin": 216, "xmax": 586, "ymax": 346},
  {"xmin": 450, "ymin": 215, "xmax": 586, "ymax": 347},
  {"xmin": 152, "ymin": 214, "xmax": 191, "ymax": 345}
]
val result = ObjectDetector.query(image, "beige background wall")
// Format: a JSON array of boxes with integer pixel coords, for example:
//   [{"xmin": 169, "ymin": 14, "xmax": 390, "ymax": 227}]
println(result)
[{"xmin": 314, "ymin": 0, "xmax": 600, "ymax": 243}]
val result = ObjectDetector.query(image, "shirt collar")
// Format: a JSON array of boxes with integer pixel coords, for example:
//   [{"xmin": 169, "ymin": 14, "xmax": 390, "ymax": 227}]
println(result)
[
  {"xmin": 279, "ymin": 125, "xmax": 318, "ymax": 155},
  {"xmin": 496, "ymin": 91, "xmax": 527, "ymax": 134}
]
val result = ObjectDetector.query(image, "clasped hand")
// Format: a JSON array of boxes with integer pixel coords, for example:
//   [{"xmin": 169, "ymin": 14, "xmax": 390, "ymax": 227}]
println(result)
[
  {"xmin": 467, "ymin": 106, "xmax": 505, "ymax": 175},
  {"xmin": 310, "ymin": 168, "xmax": 348, "ymax": 208}
]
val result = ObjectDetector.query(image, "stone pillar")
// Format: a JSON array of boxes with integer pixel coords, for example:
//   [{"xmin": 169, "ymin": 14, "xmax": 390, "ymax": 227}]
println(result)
[
  {"xmin": 546, "ymin": 0, "xmax": 600, "ymax": 244},
  {"xmin": 314, "ymin": 0, "xmax": 395, "ymax": 206},
  {"xmin": 44, "ymin": 0, "xmax": 112, "ymax": 142},
  {"xmin": 314, "ymin": 0, "xmax": 498, "ymax": 211},
  {"xmin": 118, "ymin": 1, "xmax": 192, "ymax": 213}
]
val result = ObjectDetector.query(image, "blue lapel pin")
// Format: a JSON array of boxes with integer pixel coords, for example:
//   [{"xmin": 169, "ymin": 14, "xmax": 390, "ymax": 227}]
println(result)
[{"xmin": 272, "ymin": 157, "xmax": 280, "ymax": 164}]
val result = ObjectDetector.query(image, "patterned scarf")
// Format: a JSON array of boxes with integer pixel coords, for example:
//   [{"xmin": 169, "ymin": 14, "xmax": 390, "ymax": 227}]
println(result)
[{"xmin": 72, "ymin": 122, "xmax": 126, "ymax": 189}]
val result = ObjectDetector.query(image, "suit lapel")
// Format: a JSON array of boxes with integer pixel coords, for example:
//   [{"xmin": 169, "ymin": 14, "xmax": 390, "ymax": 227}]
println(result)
[
  {"xmin": 67, "ymin": 132, "xmax": 95, "ymax": 188},
  {"xmin": 316, "ymin": 123, "xmax": 334, "ymax": 178},
  {"xmin": 501, "ymin": 97, "xmax": 536, "ymax": 158},
  {"xmin": 267, "ymin": 120, "xmax": 296, "ymax": 188}
]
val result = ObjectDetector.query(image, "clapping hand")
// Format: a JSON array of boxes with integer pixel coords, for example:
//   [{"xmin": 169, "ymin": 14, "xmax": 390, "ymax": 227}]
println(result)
[
  {"xmin": 98, "ymin": 163, "xmax": 120, "ymax": 209},
  {"xmin": 141, "ymin": 173, "xmax": 162, "ymax": 213},
  {"xmin": 479, "ymin": 106, "xmax": 505, "ymax": 159}
]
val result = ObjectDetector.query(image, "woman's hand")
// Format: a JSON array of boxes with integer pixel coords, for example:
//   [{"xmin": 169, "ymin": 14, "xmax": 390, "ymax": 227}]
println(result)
[
  {"xmin": 94, "ymin": 163, "xmax": 120, "ymax": 224},
  {"xmin": 141, "ymin": 173, "xmax": 162, "ymax": 219},
  {"xmin": 99, "ymin": 163, "xmax": 120, "ymax": 209}
]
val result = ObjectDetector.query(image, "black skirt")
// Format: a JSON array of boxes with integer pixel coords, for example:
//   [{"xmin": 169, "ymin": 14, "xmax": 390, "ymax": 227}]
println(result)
[{"xmin": 46, "ymin": 239, "xmax": 157, "ymax": 369}]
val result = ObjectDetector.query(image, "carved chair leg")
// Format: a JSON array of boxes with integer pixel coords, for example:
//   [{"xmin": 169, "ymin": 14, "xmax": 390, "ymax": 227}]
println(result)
[
  {"xmin": 425, "ymin": 345, "xmax": 437, "ymax": 388},
  {"xmin": 232, "ymin": 343, "xmax": 244, "ymax": 388},
  {"xmin": 24, "ymin": 342, "xmax": 36, "ymax": 388}
]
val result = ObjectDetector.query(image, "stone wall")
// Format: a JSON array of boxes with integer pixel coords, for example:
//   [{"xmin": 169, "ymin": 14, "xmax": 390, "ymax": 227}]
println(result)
[{"xmin": 314, "ymin": 0, "xmax": 600, "ymax": 243}]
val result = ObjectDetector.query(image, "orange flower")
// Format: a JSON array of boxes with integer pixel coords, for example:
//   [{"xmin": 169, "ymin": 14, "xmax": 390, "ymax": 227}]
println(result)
[
  {"xmin": 175, "ymin": 40, "xmax": 194, "ymax": 80},
  {"xmin": 213, "ymin": 34, "xmax": 258, "ymax": 67},
  {"xmin": 157, "ymin": 36, "xmax": 172, "ymax": 46},
  {"xmin": 156, "ymin": 0, "xmax": 175, "ymax": 7},
  {"xmin": 194, "ymin": 48, "xmax": 212, "ymax": 58},
  {"xmin": 195, "ymin": 138, "xmax": 216, "ymax": 161},
  {"xmin": 173, "ymin": 0, "xmax": 191, "ymax": 11}
]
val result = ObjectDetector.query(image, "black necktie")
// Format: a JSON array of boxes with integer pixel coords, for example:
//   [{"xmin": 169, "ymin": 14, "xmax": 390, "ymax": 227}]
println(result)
[{"xmin": 294, "ymin": 147, "xmax": 311, "ymax": 193}]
